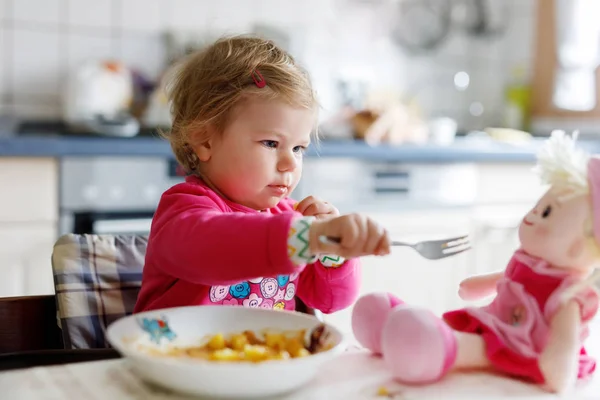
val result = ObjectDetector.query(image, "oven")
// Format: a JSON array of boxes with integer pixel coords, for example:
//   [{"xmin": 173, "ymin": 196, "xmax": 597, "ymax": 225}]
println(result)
[{"xmin": 59, "ymin": 157, "xmax": 185, "ymax": 236}]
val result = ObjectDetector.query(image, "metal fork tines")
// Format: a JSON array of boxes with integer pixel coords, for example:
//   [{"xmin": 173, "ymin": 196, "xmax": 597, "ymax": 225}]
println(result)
[
  {"xmin": 393, "ymin": 235, "xmax": 470, "ymax": 260},
  {"xmin": 319, "ymin": 234, "xmax": 471, "ymax": 260}
]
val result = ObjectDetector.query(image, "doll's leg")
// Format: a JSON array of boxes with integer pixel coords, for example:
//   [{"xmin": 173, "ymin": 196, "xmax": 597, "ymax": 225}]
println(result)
[
  {"xmin": 381, "ymin": 305, "xmax": 489, "ymax": 383},
  {"xmin": 453, "ymin": 331, "xmax": 490, "ymax": 369},
  {"xmin": 351, "ymin": 292, "xmax": 404, "ymax": 354}
]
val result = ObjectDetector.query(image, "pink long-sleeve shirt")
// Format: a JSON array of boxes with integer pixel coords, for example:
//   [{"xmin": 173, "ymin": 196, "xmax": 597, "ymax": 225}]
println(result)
[{"xmin": 134, "ymin": 175, "xmax": 361, "ymax": 314}]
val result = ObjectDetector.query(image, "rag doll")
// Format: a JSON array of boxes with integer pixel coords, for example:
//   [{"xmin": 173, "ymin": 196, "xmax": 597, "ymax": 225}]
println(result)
[{"xmin": 352, "ymin": 131, "xmax": 600, "ymax": 393}]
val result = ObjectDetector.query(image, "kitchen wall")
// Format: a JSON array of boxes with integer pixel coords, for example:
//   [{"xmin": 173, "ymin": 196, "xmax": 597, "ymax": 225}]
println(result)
[{"xmin": 0, "ymin": 0, "xmax": 536, "ymax": 131}]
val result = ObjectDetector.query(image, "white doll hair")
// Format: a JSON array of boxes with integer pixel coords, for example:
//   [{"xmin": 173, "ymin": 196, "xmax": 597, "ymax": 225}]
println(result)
[{"xmin": 532, "ymin": 130, "xmax": 590, "ymax": 201}]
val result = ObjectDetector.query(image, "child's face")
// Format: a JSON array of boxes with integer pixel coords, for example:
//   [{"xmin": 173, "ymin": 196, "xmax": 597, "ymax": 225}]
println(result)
[
  {"xmin": 196, "ymin": 97, "xmax": 315, "ymax": 210},
  {"xmin": 519, "ymin": 187, "xmax": 595, "ymax": 270}
]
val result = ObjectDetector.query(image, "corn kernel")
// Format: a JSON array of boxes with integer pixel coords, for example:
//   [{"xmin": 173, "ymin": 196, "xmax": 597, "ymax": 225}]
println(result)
[
  {"xmin": 274, "ymin": 350, "xmax": 291, "ymax": 360},
  {"xmin": 265, "ymin": 333, "xmax": 286, "ymax": 351},
  {"xmin": 296, "ymin": 348, "xmax": 310, "ymax": 358},
  {"xmin": 210, "ymin": 348, "xmax": 241, "ymax": 361},
  {"xmin": 230, "ymin": 334, "xmax": 248, "ymax": 351},
  {"xmin": 206, "ymin": 333, "xmax": 226, "ymax": 350},
  {"xmin": 285, "ymin": 338, "xmax": 304, "ymax": 358},
  {"xmin": 243, "ymin": 344, "xmax": 269, "ymax": 362}
]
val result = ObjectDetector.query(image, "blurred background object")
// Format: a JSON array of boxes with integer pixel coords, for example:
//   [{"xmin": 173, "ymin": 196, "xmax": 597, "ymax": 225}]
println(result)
[
  {"xmin": 531, "ymin": 0, "xmax": 600, "ymax": 134},
  {"xmin": 0, "ymin": 0, "xmax": 551, "ymax": 139},
  {"xmin": 62, "ymin": 60, "xmax": 140, "ymax": 136}
]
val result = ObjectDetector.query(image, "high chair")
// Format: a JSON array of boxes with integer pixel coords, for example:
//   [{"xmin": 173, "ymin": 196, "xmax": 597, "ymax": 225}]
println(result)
[{"xmin": 0, "ymin": 234, "xmax": 322, "ymax": 368}]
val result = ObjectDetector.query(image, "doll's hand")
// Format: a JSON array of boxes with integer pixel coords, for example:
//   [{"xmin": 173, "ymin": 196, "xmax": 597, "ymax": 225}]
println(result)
[
  {"xmin": 295, "ymin": 196, "xmax": 339, "ymax": 220},
  {"xmin": 308, "ymin": 213, "xmax": 391, "ymax": 258},
  {"xmin": 458, "ymin": 271, "xmax": 503, "ymax": 301}
]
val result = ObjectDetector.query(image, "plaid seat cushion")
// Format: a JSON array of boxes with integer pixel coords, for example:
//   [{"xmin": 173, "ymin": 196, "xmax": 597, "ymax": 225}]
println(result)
[{"xmin": 51, "ymin": 234, "xmax": 148, "ymax": 349}]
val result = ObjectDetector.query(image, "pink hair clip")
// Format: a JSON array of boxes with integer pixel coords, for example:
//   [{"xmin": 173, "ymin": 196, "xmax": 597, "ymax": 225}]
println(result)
[{"xmin": 252, "ymin": 70, "xmax": 266, "ymax": 88}]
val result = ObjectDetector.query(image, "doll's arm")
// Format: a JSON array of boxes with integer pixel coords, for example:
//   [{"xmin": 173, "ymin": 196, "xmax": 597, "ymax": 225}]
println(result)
[
  {"xmin": 538, "ymin": 300, "xmax": 581, "ymax": 393},
  {"xmin": 458, "ymin": 271, "xmax": 504, "ymax": 301}
]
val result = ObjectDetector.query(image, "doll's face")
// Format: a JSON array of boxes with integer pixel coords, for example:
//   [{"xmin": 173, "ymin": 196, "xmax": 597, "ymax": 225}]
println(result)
[{"xmin": 519, "ymin": 187, "xmax": 596, "ymax": 271}]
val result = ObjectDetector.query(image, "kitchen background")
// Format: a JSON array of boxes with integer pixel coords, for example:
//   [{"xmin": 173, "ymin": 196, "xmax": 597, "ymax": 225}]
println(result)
[
  {"xmin": 0, "ymin": 0, "xmax": 534, "ymax": 130},
  {"xmin": 0, "ymin": 0, "xmax": 599, "ymax": 337}
]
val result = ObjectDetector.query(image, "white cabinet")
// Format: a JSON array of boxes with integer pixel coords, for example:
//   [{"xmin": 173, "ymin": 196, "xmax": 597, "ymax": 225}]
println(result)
[
  {"xmin": 0, "ymin": 224, "xmax": 57, "ymax": 296},
  {"xmin": 467, "ymin": 163, "xmax": 545, "ymax": 276},
  {"xmin": 467, "ymin": 205, "xmax": 529, "ymax": 276},
  {"xmin": 476, "ymin": 163, "xmax": 546, "ymax": 205},
  {"xmin": 0, "ymin": 158, "xmax": 58, "ymax": 222},
  {"xmin": 0, "ymin": 158, "xmax": 58, "ymax": 297}
]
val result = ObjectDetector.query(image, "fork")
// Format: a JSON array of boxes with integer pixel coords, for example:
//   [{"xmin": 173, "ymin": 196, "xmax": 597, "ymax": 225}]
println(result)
[{"xmin": 319, "ymin": 234, "xmax": 470, "ymax": 260}]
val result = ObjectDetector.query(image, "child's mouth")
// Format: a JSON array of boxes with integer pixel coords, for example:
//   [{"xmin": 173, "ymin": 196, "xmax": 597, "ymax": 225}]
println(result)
[
  {"xmin": 523, "ymin": 218, "xmax": 534, "ymax": 226},
  {"xmin": 268, "ymin": 185, "xmax": 289, "ymax": 195}
]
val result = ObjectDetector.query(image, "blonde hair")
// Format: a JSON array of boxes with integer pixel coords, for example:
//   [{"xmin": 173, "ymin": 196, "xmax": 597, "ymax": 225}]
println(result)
[
  {"xmin": 533, "ymin": 130, "xmax": 590, "ymax": 200},
  {"xmin": 163, "ymin": 35, "xmax": 318, "ymax": 173}
]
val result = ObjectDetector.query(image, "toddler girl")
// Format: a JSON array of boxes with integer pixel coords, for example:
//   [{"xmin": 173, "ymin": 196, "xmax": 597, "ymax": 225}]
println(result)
[{"xmin": 134, "ymin": 36, "xmax": 390, "ymax": 315}]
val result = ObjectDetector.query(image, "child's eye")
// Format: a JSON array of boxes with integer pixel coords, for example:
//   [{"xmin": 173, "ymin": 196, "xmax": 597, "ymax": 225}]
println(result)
[
  {"xmin": 261, "ymin": 140, "xmax": 278, "ymax": 149},
  {"xmin": 293, "ymin": 146, "xmax": 306, "ymax": 154},
  {"xmin": 542, "ymin": 205, "xmax": 552, "ymax": 218}
]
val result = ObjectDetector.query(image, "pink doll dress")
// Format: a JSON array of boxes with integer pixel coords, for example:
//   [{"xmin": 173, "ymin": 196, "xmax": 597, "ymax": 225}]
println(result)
[{"xmin": 443, "ymin": 249, "xmax": 599, "ymax": 383}]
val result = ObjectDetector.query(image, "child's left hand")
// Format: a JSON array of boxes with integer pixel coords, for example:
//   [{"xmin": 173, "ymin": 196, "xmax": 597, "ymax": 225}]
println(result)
[{"xmin": 295, "ymin": 196, "xmax": 339, "ymax": 220}]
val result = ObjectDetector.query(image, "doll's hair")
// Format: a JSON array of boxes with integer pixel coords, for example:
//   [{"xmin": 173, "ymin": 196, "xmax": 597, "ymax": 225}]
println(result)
[
  {"xmin": 162, "ymin": 35, "xmax": 318, "ymax": 173},
  {"xmin": 533, "ymin": 130, "xmax": 590, "ymax": 201},
  {"xmin": 534, "ymin": 131, "xmax": 600, "ymax": 257}
]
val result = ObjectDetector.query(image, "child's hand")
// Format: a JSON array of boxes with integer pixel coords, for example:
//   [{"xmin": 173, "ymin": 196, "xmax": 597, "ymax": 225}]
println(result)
[
  {"xmin": 294, "ymin": 196, "xmax": 339, "ymax": 220},
  {"xmin": 308, "ymin": 213, "xmax": 391, "ymax": 258}
]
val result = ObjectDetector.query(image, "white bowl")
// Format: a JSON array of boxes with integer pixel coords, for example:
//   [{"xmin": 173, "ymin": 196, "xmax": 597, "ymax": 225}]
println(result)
[{"xmin": 106, "ymin": 305, "xmax": 347, "ymax": 398}]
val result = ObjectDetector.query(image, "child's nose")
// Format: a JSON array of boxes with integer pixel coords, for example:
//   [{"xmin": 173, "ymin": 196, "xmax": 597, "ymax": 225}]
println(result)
[{"xmin": 277, "ymin": 153, "xmax": 298, "ymax": 171}]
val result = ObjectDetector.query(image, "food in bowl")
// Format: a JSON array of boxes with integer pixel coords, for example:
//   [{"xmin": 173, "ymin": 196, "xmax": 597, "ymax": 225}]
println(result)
[
  {"xmin": 107, "ymin": 306, "xmax": 347, "ymax": 398},
  {"xmin": 136, "ymin": 324, "xmax": 332, "ymax": 363}
]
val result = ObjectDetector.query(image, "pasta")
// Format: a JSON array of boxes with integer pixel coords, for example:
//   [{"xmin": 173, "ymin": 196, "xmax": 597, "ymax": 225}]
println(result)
[{"xmin": 138, "ymin": 324, "xmax": 333, "ymax": 363}]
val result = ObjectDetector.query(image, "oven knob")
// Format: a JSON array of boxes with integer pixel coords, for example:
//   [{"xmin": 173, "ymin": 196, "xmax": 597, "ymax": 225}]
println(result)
[
  {"xmin": 82, "ymin": 185, "xmax": 99, "ymax": 200},
  {"xmin": 109, "ymin": 186, "xmax": 124, "ymax": 200}
]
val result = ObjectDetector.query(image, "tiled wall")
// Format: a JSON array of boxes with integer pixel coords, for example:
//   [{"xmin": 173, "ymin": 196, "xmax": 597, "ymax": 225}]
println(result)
[{"xmin": 0, "ymin": 0, "xmax": 536, "ymax": 131}]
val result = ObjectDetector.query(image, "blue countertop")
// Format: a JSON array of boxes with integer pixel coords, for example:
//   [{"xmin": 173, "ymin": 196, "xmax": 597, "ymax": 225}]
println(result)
[{"xmin": 2, "ymin": 131, "xmax": 600, "ymax": 163}]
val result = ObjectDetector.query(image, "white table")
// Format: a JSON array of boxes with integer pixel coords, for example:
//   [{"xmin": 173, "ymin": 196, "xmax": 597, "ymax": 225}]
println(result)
[{"xmin": 1, "ymin": 346, "xmax": 599, "ymax": 400}]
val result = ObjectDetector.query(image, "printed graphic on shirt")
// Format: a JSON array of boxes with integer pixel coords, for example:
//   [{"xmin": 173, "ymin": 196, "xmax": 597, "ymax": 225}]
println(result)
[
  {"xmin": 209, "ymin": 275, "xmax": 298, "ymax": 310},
  {"xmin": 209, "ymin": 285, "xmax": 230, "ymax": 302},
  {"xmin": 260, "ymin": 278, "xmax": 278, "ymax": 298},
  {"xmin": 274, "ymin": 288, "xmax": 285, "ymax": 302},
  {"xmin": 223, "ymin": 298, "xmax": 238, "ymax": 306},
  {"xmin": 284, "ymin": 283, "xmax": 296, "ymax": 300},
  {"xmin": 229, "ymin": 282, "xmax": 251, "ymax": 298},
  {"xmin": 243, "ymin": 293, "xmax": 263, "ymax": 307},
  {"xmin": 277, "ymin": 275, "xmax": 289, "ymax": 287},
  {"xmin": 261, "ymin": 299, "xmax": 274, "ymax": 309}
]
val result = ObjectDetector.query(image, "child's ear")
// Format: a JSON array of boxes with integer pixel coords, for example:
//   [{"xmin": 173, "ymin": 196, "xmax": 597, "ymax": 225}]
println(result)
[
  {"xmin": 191, "ymin": 127, "xmax": 215, "ymax": 162},
  {"xmin": 193, "ymin": 140, "xmax": 212, "ymax": 162}
]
